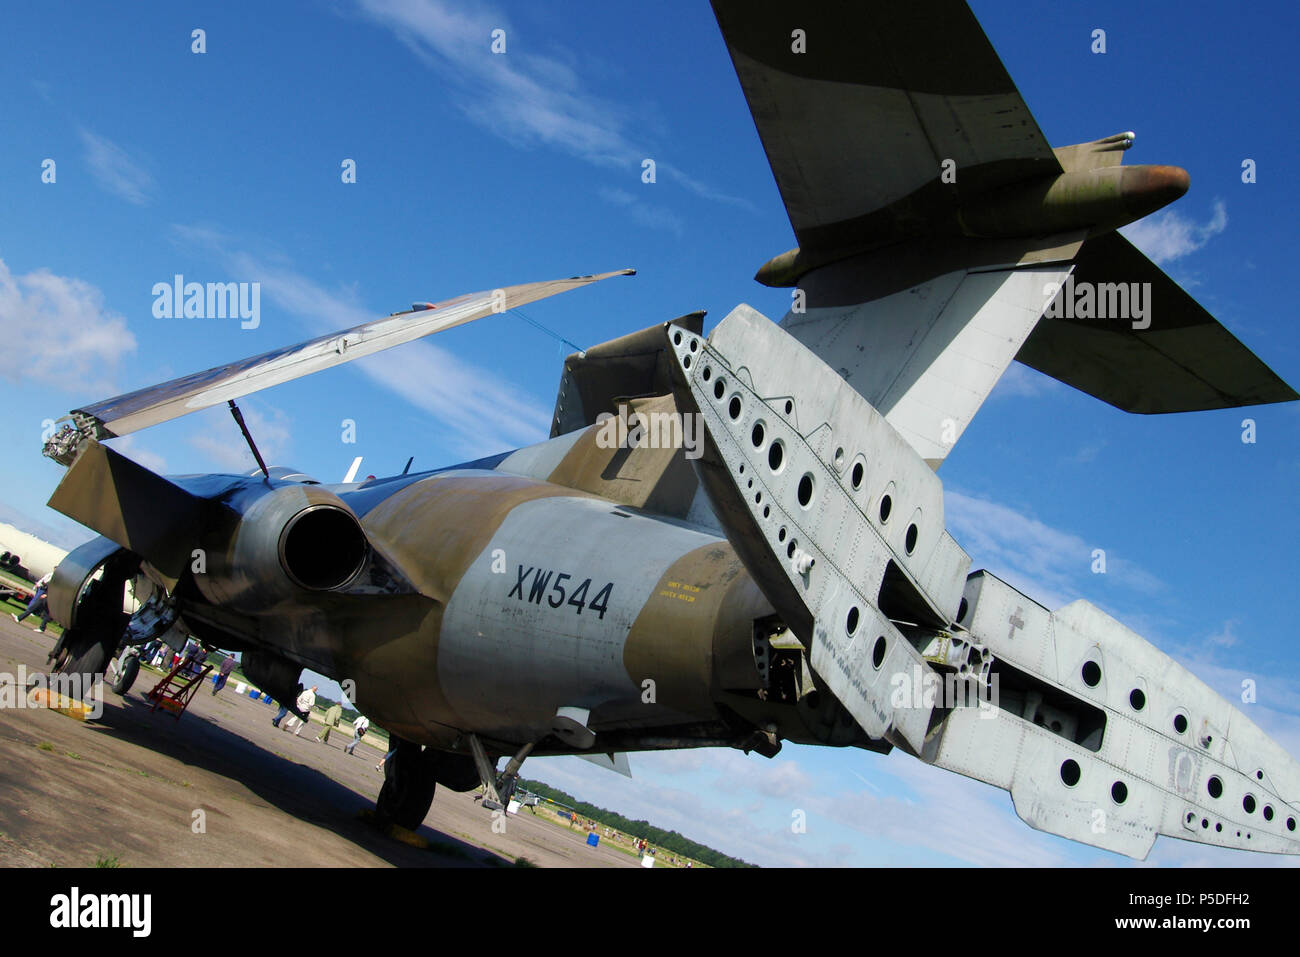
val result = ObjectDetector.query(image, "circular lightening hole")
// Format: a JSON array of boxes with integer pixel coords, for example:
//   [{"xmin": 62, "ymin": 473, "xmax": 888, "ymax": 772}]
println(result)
[
  {"xmin": 714, "ymin": 379, "xmax": 725, "ymax": 400},
  {"xmin": 1264, "ymin": 805, "xmax": 1274, "ymax": 821},
  {"xmin": 851, "ymin": 461, "xmax": 864, "ymax": 489},
  {"xmin": 751, "ymin": 422, "xmax": 765, "ymax": 448},
  {"xmin": 1060, "ymin": 760, "xmax": 1081, "ymax": 787},
  {"xmin": 1111, "ymin": 781, "xmax": 1128, "ymax": 805},
  {"xmin": 768, "ymin": 441, "xmax": 785, "ymax": 472},
  {"xmin": 872, "ymin": 637, "xmax": 887, "ymax": 670},
  {"xmin": 1243, "ymin": 794, "xmax": 1257, "ymax": 814},
  {"xmin": 905, "ymin": 523, "xmax": 918, "ymax": 554},
  {"xmin": 1207, "ymin": 776, "xmax": 1223, "ymax": 799},
  {"xmin": 846, "ymin": 607, "xmax": 860, "ymax": 636},
  {"xmin": 1173, "ymin": 713, "xmax": 1188, "ymax": 734},
  {"xmin": 1129, "ymin": 688, "xmax": 1146, "ymax": 711},
  {"xmin": 797, "ymin": 473, "xmax": 814, "ymax": 508},
  {"xmin": 1081, "ymin": 661, "xmax": 1102, "ymax": 687},
  {"xmin": 728, "ymin": 396, "xmax": 742, "ymax": 420}
]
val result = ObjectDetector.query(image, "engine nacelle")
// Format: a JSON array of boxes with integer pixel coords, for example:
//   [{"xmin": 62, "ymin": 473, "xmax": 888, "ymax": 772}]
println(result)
[{"xmin": 194, "ymin": 483, "xmax": 370, "ymax": 612}]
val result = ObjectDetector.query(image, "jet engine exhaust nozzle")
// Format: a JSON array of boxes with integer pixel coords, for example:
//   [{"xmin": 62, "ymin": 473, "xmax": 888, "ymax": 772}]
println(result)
[{"xmin": 278, "ymin": 504, "xmax": 369, "ymax": 592}]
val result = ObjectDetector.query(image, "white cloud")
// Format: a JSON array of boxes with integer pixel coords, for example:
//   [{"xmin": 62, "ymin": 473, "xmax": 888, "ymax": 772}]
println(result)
[
  {"xmin": 79, "ymin": 129, "xmax": 153, "ymax": 205},
  {"xmin": 1121, "ymin": 199, "xmax": 1227, "ymax": 265},
  {"xmin": 188, "ymin": 402, "xmax": 292, "ymax": 474},
  {"xmin": 1205, "ymin": 619, "xmax": 1240, "ymax": 649},
  {"xmin": 989, "ymin": 361, "xmax": 1065, "ymax": 401},
  {"xmin": 172, "ymin": 224, "xmax": 553, "ymax": 455},
  {"xmin": 352, "ymin": 0, "xmax": 751, "ymax": 209},
  {"xmin": 0, "ymin": 258, "xmax": 136, "ymax": 394},
  {"xmin": 107, "ymin": 434, "xmax": 168, "ymax": 474},
  {"xmin": 597, "ymin": 186, "xmax": 685, "ymax": 236}
]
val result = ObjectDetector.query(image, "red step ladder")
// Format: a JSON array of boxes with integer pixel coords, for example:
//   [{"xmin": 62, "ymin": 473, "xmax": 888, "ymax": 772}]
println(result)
[{"xmin": 144, "ymin": 659, "xmax": 213, "ymax": 720}]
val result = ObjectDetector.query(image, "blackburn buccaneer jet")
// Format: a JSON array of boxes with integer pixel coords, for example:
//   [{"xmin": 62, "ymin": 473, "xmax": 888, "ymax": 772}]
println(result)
[{"xmin": 37, "ymin": 2, "xmax": 1300, "ymax": 859}]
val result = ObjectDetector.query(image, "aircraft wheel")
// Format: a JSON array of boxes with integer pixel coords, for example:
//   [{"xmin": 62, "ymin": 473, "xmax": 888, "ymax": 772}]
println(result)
[
  {"xmin": 54, "ymin": 631, "xmax": 114, "ymax": 701},
  {"xmin": 375, "ymin": 738, "xmax": 437, "ymax": 832},
  {"xmin": 110, "ymin": 654, "xmax": 140, "ymax": 695}
]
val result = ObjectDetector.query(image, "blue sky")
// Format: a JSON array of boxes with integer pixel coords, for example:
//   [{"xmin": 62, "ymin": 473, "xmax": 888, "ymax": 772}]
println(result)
[{"xmin": 1, "ymin": 0, "xmax": 1297, "ymax": 867}]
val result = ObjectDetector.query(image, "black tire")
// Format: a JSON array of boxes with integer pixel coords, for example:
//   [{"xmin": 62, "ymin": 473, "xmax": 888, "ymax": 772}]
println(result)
[
  {"xmin": 54, "ymin": 632, "xmax": 112, "ymax": 702},
  {"xmin": 110, "ymin": 654, "xmax": 140, "ymax": 695},
  {"xmin": 46, "ymin": 630, "xmax": 70, "ymax": 665},
  {"xmin": 375, "ymin": 739, "xmax": 437, "ymax": 831}
]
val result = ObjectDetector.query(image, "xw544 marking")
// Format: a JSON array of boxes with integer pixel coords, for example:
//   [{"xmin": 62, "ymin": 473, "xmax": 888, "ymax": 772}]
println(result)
[{"xmin": 507, "ymin": 565, "xmax": 614, "ymax": 619}]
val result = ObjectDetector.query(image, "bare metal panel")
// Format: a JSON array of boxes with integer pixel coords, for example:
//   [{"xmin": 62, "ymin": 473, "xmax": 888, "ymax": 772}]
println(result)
[
  {"xmin": 941, "ymin": 571, "xmax": 1300, "ymax": 857},
  {"xmin": 667, "ymin": 306, "xmax": 971, "ymax": 753}
]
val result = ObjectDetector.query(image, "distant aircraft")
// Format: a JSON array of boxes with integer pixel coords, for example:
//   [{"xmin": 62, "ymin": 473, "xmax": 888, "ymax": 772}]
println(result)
[
  {"xmin": 34, "ymin": 2, "xmax": 1300, "ymax": 859},
  {"xmin": 0, "ymin": 521, "xmax": 69, "ymax": 584}
]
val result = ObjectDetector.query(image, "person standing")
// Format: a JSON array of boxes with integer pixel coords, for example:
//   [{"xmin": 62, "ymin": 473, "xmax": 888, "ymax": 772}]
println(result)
[
  {"xmin": 210, "ymin": 654, "xmax": 237, "ymax": 695},
  {"xmin": 315, "ymin": 701, "xmax": 344, "ymax": 744},
  {"xmin": 344, "ymin": 715, "xmax": 370, "ymax": 755},
  {"xmin": 12, "ymin": 573, "xmax": 52, "ymax": 631},
  {"xmin": 283, "ymin": 685, "xmax": 317, "ymax": 735}
]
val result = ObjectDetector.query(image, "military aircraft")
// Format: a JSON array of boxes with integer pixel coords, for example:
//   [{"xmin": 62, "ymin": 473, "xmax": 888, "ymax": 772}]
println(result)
[{"xmin": 35, "ymin": 1, "xmax": 1300, "ymax": 860}]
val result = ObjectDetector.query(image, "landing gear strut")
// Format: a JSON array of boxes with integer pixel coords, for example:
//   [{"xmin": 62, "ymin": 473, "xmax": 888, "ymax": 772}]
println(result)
[{"xmin": 51, "ymin": 552, "xmax": 137, "ymax": 699}]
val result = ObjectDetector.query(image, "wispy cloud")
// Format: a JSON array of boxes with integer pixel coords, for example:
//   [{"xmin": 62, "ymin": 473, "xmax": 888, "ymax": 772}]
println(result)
[
  {"xmin": 597, "ymin": 186, "xmax": 684, "ymax": 236},
  {"xmin": 172, "ymin": 224, "xmax": 553, "ymax": 456},
  {"xmin": 188, "ymin": 402, "xmax": 292, "ymax": 474},
  {"xmin": 0, "ymin": 258, "xmax": 136, "ymax": 394},
  {"xmin": 352, "ymin": 0, "xmax": 751, "ymax": 209},
  {"xmin": 108, "ymin": 434, "xmax": 168, "ymax": 474},
  {"xmin": 1204, "ymin": 619, "xmax": 1240, "ymax": 649},
  {"xmin": 1122, "ymin": 199, "xmax": 1227, "ymax": 265},
  {"xmin": 79, "ymin": 129, "xmax": 153, "ymax": 205},
  {"xmin": 989, "ymin": 361, "xmax": 1066, "ymax": 402},
  {"xmin": 945, "ymin": 488, "xmax": 1165, "ymax": 610}
]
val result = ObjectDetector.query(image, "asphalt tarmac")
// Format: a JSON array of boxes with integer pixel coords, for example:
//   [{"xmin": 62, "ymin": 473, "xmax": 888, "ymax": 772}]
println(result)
[{"xmin": 0, "ymin": 616, "xmax": 641, "ymax": 868}]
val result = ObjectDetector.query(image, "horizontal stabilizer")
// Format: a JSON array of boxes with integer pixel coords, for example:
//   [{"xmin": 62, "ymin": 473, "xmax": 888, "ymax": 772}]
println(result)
[
  {"xmin": 711, "ymin": 0, "xmax": 1059, "ymax": 250},
  {"xmin": 67, "ymin": 271, "xmax": 635, "ymax": 442},
  {"xmin": 47, "ymin": 440, "xmax": 208, "ymax": 578},
  {"xmin": 1015, "ymin": 233, "xmax": 1297, "ymax": 412}
]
